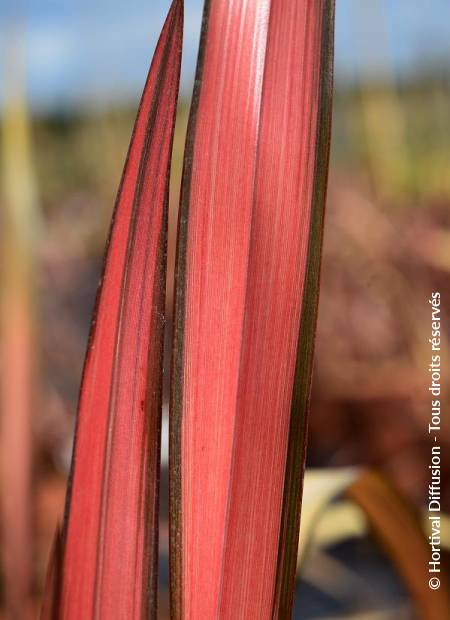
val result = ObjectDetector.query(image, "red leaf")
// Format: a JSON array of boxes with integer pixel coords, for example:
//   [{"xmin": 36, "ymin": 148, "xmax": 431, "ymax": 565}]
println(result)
[
  {"xmin": 170, "ymin": 1, "xmax": 334, "ymax": 618},
  {"xmin": 47, "ymin": 2, "xmax": 183, "ymax": 618}
]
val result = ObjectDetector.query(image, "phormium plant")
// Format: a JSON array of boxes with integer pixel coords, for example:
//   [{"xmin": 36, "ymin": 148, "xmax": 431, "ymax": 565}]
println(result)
[
  {"xmin": 41, "ymin": 0, "xmax": 335, "ymax": 618},
  {"xmin": 42, "ymin": 2, "xmax": 182, "ymax": 617}
]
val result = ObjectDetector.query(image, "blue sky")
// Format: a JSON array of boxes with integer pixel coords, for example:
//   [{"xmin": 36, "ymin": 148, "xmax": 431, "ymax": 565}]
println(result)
[{"xmin": 1, "ymin": 0, "xmax": 450, "ymax": 111}]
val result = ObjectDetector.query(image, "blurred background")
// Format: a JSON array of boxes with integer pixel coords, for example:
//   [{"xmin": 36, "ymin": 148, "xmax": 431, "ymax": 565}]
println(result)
[{"xmin": 1, "ymin": 0, "xmax": 449, "ymax": 618}]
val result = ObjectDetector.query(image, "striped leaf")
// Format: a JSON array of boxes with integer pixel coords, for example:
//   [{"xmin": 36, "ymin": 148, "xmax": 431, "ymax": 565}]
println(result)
[
  {"xmin": 43, "ymin": 2, "xmax": 183, "ymax": 617},
  {"xmin": 170, "ymin": 0, "xmax": 334, "ymax": 617}
]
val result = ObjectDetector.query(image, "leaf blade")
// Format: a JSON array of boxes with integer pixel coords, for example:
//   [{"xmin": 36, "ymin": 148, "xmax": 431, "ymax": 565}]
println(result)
[
  {"xmin": 51, "ymin": 2, "xmax": 183, "ymax": 618},
  {"xmin": 170, "ymin": 1, "xmax": 334, "ymax": 618}
]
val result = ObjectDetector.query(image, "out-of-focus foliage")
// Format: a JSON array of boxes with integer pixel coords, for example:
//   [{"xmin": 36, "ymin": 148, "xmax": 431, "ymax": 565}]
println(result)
[
  {"xmin": 333, "ymin": 78, "xmax": 450, "ymax": 203},
  {"xmin": 1, "ymin": 50, "xmax": 39, "ymax": 620}
]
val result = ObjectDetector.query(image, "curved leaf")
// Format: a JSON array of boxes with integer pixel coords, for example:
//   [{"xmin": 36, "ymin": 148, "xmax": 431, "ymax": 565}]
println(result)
[{"xmin": 42, "ymin": 2, "xmax": 183, "ymax": 618}]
